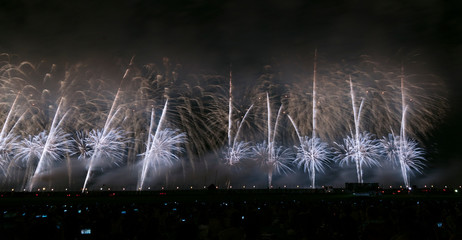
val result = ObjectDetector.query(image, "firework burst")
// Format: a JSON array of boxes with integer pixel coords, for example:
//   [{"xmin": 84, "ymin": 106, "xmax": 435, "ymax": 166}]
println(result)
[
  {"xmin": 138, "ymin": 129, "xmax": 186, "ymax": 182},
  {"xmin": 294, "ymin": 137, "xmax": 331, "ymax": 187},
  {"xmin": 381, "ymin": 133, "xmax": 426, "ymax": 187},
  {"xmin": 334, "ymin": 132, "xmax": 382, "ymax": 183},
  {"xmin": 252, "ymin": 141, "xmax": 293, "ymax": 188}
]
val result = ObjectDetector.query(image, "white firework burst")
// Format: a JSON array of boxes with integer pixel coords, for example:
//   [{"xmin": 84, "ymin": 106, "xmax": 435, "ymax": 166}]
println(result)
[
  {"xmin": 381, "ymin": 133, "xmax": 400, "ymax": 167},
  {"xmin": 137, "ymin": 128, "xmax": 186, "ymax": 190},
  {"xmin": 223, "ymin": 141, "xmax": 252, "ymax": 166},
  {"xmin": 16, "ymin": 131, "xmax": 47, "ymax": 166},
  {"xmin": 399, "ymin": 139, "xmax": 426, "ymax": 174},
  {"xmin": 294, "ymin": 136, "xmax": 331, "ymax": 187},
  {"xmin": 381, "ymin": 133, "xmax": 426, "ymax": 186},
  {"xmin": 71, "ymin": 130, "xmax": 92, "ymax": 161},
  {"xmin": 139, "ymin": 128, "xmax": 186, "ymax": 172},
  {"xmin": 85, "ymin": 128, "xmax": 129, "ymax": 168},
  {"xmin": 252, "ymin": 141, "xmax": 293, "ymax": 188},
  {"xmin": 17, "ymin": 130, "xmax": 71, "ymax": 168},
  {"xmin": 334, "ymin": 132, "xmax": 381, "ymax": 183},
  {"xmin": 294, "ymin": 137, "xmax": 331, "ymax": 173},
  {"xmin": 0, "ymin": 132, "xmax": 18, "ymax": 175}
]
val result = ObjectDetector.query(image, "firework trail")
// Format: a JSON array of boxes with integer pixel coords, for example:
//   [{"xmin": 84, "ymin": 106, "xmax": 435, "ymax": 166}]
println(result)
[
  {"xmin": 138, "ymin": 106, "xmax": 157, "ymax": 190},
  {"xmin": 17, "ymin": 129, "xmax": 70, "ymax": 191},
  {"xmin": 252, "ymin": 93, "xmax": 292, "ymax": 188},
  {"xmin": 334, "ymin": 132, "xmax": 381, "ymax": 183},
  {"xmin": 252, "ymin": 141, "xmax": 292, "ymax": 188},
  {"xmin": 381, "ymin": 132, "xmax": 426, "ymax": 186},
  {"xmin": 283, "ymin": 59, "xmax": 346, "ymax": 143},
  {"xmin": 312, "ymin": 50, "xmax": 317, "ymax": 141},
  {"xmin": 288, "ymin": 116, "xmax": 331, "ymax": 188},
  {"xmin": 223, "ymin": 68, "xmax": 254, "ymax": 167},
  {"xmin": 138, "ymin": 100, "xmax": 186, "ymax": 190},
  {"xmin": 398, "ymin": 138, "xmax": 426, "ymax": 181},
  {"xmin": 399, "ymin": 67, "xmax": 411, "ymax": 187},
  {"xmin": 81, "ymin": 57, "xmax": 136, "ymax": 191},
  {"xmin": 228, "ymin": 69, "xmax": 233, "ymax": 149},
  {"xmin": 16, "ymin": 131, "xmax": 46, "ymax": 189},
  {"xmin": 0, "ymin": 93, "xmax": 21, "ymax": 176},
  {"xmin": 287, "ymin": 50, "xmax": 332, "ymax": 188},
  {"xmin": 138, "ymin": 128, "xmax": 186, "ymax": 189},
  {"xmin": 0, "ymin": 58, "xmax": 55, "ymax": 185},
  {"xmin": 81, "ymin": 89, "xmax": 126, "ymax": 192},
  {"xmin": 333, "ymin": 77, "xmax": 381, "ymax": 183},
  {"xmin": 223, "ymin": 105, "xmax": 254, "ymax": 166},
  {"xmin": 381, "ymin": 67, "xmax": 427, "ymax": 187},
  {"xmin": 27, "ymin": 98, "xmax": 72, "ymax": 191}
]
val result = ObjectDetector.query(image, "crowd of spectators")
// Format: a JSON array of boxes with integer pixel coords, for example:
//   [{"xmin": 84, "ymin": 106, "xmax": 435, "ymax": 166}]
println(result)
[{"xmin": 1, "ymin": 191, "xmax": 461, "ymax": 239}]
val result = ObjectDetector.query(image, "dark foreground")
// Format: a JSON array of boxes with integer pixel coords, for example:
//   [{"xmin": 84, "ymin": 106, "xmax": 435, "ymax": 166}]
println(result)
[{"xmin": 1, "ymin": 189, "xmax": 461, "ymax": 240}]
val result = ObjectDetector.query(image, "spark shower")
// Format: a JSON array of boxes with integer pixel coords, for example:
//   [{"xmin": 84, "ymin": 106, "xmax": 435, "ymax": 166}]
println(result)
[{"xmin": 0, "ymin": 53, "xmax": 447, "ymax": 191}]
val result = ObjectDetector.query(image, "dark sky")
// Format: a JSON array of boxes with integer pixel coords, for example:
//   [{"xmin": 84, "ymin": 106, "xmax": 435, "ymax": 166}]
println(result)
[
  {"xmin": 1, "ymin": 1, "xmax": 460, "ymax": 65},
  {"xmin": 1, "ymin": 0, "xmax": 461, "ymax": 185}
]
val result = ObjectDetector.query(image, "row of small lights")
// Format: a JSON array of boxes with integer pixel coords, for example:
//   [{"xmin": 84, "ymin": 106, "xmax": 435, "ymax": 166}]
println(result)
[{"xmin": 6, "ymin": 185, "xmax": 462, "ymax": 192}]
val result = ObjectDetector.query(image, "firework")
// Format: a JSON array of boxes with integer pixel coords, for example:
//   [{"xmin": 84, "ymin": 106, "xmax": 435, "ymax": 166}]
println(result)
[
  {"xmin": 381, "ymin": 133, "xmax": 426, "ymax": 187},
  {"xmin": 334, "ymin": 132, "xmax": 382, "ymax": 183},
  {"xmin": 252, "ymin": 141, "xmax": 293, "ymax": 188},
  {"xmin": 138, "ymin": 101, "xmax": 186, "ymax": 190},
  {"xmin": 0, "ymin": 54, "xmax": 447, "ymax": 191}
]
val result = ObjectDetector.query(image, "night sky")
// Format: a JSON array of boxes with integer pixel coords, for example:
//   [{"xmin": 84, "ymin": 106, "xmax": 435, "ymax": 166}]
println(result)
[{"xmin": 1, "ymin": 0, "xmax": 461, "ymax": 186}]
